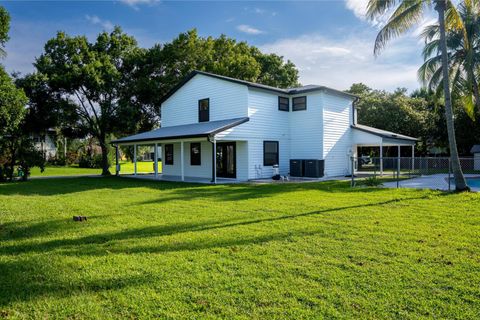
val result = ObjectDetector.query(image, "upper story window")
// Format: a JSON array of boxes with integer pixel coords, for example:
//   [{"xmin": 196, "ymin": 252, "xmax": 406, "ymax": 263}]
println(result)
[
  {"xmin": 278, "ymin": 97, "xmax": 289, "ymax": 111},
  {"xmin": 292, "ymin": 96, "xmax": 307, "ymax": 111},
  {"xmin": 263, "ymin": 141, "xmax": 279, "ymax": 166},
  {"xmin": 190, "ymin": 143, "xmax": 201, "ymax": 166},
  {"xmin": 164, "ymin": 144, "xmax": 174, "ymax": 165},
  {"xmin": 198, "ymin": 98, "xmax": 209, "ymax": 122}
]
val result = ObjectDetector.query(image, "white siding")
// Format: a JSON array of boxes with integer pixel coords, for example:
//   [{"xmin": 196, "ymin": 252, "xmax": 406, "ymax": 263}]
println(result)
[
  {"xmin": 289, "ymin": 93, "xmax": 323, "ymax": 160},
  {"xmin": 162, "ymin": 141, "xmax": 213, "ymax": 179},
  {"xmin": 161, "ymin": 140, "xmax": 249, "ymax": 181},
  {"xmin": 322, "ymin": 93, "xmax": 353, "ymax": 176},
  {"xmin": 162, "ymin": 74, "xmax": 248, "ymax": 127},
  {"xmin": 217, "ymin": 88, "xmax": 290, "ymax": 179}
]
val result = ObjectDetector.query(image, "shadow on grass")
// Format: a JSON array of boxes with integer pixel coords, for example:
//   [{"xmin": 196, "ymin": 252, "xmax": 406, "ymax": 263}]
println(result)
[
  {"xmin": 0, "ymin": 195, "xmax": 430, "ymax": 257},
  {"xmin": 0, "ymin": 175, "xmax": 428, "ymax": 201},
  {"xmin": 0, "ymin": 257, "xmax": 156, "ymax": 308}
]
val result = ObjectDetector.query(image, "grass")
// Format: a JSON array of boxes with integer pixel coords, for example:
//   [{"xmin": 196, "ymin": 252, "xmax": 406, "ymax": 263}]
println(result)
[
  {"xmin": 0, "ymin": 178, "xmax": 479, "ymax": 319},
  {"xmin": 30, "ymin": 161, "xmax": 159, "ymax": 177}
]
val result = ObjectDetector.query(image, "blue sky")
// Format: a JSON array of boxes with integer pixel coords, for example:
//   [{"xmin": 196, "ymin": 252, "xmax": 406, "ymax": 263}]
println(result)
[{"xmin": 1, "ymin": 0, "xmax": 438, "ymax": 91}]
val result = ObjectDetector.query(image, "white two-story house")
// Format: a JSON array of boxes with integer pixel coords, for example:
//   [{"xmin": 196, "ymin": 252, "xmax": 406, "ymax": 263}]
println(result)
[{"xmin": 112, "ymin": 71, "xmax": 417, "ymax": 182}]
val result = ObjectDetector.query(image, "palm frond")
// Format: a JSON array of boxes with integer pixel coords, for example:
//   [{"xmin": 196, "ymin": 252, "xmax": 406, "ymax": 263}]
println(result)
[
  {"xmin": 422, "ymin": 39, "xmax": 440, "ymax": 59},
  {"xmin": 373, "ymin": 0, "xmax": 425, "ymax": 56},
  {"xmin": 420, "ymin": 24, "xmax": 439, "ymax": 42},
  {"xmin": 366, "ymin": 0, "xmax": 399, "ymax": 19}
]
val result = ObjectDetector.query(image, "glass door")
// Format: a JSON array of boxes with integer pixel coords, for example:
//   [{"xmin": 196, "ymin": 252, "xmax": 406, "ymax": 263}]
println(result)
[{"xmin": 216, "ymin": 142, "xmax": 236, "ymax": 178}]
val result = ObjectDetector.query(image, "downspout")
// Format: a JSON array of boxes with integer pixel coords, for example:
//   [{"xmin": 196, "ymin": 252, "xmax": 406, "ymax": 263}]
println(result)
[
  {"xmin": 352, "ymin": 96, "xmax": 360, "ymax": 126},
  {"xmin": 208, "ymin": 135, "xmax": 216, "ymax": 184}
]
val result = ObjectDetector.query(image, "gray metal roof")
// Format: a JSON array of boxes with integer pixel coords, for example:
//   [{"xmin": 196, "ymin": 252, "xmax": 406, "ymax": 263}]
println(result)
[
  {"xmin": 112, "ymin": 117, "xmax": 249, "ymax": 144},
  {"xmin": 471, "ymin": 145, "xmax": 480, "ymax": 153},
  {"xmin": 159, "ymin": 70, "xmax": 358, "ymax": 104},
  {"xmin": 351, "ymin": 124, "xmax": 418, "ymax": 142}
]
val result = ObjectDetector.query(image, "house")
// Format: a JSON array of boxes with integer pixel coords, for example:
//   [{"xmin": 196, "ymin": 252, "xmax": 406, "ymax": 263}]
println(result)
[
  {"xmin": 32, "ymin": 129, "xmax": 57, "ymax": 160},
  {"xmin": 112, "ymin": 71, "xmax": 417, "ymax": 182},
  {"xmin": 471, "ymin": 145, "xmax": 480, "ymax": 170}
]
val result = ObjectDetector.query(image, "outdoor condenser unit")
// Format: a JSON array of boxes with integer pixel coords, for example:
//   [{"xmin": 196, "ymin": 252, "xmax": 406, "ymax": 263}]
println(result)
[
  {"xmin": 304, "ymin": 159, "xmax": 325, "ymax": 178},
  {"xmin": 290, "ymin": 159, "xmax": 304, "ymax": 177}
]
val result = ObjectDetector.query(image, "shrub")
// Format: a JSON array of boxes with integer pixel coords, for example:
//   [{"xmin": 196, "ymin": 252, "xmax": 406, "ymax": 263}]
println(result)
[
  {"xmin": 363, "ymin": 176, "xmax": 383, "ymax": 187},
  {"xmin": 78, "ymin": 153, "xmax": 108, "ymax": 169}
]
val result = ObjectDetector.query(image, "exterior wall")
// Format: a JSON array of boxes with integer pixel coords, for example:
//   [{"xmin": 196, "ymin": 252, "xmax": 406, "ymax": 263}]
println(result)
[
  {"xmin": 217, "ymin": 88, "xmax": 290, "ymax": 179},
  {"xmin": 322, "ymin": 93, "xmax": 354, "ymax": 177},
  {"xmin": 161, "ymin": 74, "xmax": 248, "ymax": 127},
  {"xmin": 161, "ymin": 140, "xmax": 249, "ymax": 181},
  {"xmin": 289, "ymin": 92, "xmax": 323, "ymax": 160}
]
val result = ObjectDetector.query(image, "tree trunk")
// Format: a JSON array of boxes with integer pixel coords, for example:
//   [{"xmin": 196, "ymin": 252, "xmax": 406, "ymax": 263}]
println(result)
[
  {"xmin": 99, "ymin": 139, "xmax": 111, "ymax": 176},
  {"xmin": 435, "ymin": 0, "xmax": 469, "ymax": 191}
]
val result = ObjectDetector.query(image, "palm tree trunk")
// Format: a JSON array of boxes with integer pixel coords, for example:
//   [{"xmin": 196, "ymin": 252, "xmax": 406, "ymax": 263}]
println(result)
[{"xmin": 435, "ymin": 0, "xmax": 469, "ymax": 191}]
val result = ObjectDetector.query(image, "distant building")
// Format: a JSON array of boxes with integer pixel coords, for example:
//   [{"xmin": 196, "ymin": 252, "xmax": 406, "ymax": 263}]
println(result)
[
  {"xmin": 32, "ymin": 129, "xmax": 57, "ymax": 159},
  {"xmin": 471, "ymin": 145, "xmax": 480, "ymax": 170}
]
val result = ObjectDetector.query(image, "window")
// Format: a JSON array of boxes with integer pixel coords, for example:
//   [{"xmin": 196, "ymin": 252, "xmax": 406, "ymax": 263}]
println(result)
[
  {"xmin": 190, "ymin": 143, "xmax": 201, "ymax": 166},
  {"xmin": 278, "ymin": 97, "xmax": 289, "ymax": 111},
  {"xmin": 198, "ymin": 98, "xmax": 209, "ymax": 122},
  {"xmin": 263, "ymin": 141, "xmax": 279, "ymax": 166},
  {"xmin": 165, "ymin": 144, "xmax": 174, "ymax": 165},
  {"xmin": 292, "ymin": 96, "xmax": 307, "ymax": 111}
]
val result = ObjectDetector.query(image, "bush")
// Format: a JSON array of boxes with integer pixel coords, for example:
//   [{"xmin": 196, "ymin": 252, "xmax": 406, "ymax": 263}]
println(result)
[
  {"xmin": 78, "ymin": 153, "xmax": 108, "ymax": 169},
  {"xmin": 363, "ymin": 176, "xmax": 383, "ymax": 187}
]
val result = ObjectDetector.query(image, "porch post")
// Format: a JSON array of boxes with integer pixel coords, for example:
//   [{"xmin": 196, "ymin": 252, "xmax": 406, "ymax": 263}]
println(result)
[
  {"xmin": 134, "ymin": 143, "xmax": 137, "ymax": 176},
  {"xmin": 380, "ymin": 143, "xmax": 383, "ymax": 176},
  {"xmin": 115, "ymin": 145, "xmax": 119, "ymax": 176},
  {"xmin": 154, "ymin": 143, "xmax": 158, "ymax": 178},
  {"xmin": 211, "ymin": 136, "xmax": 217, "ymax": 184},
  {"xmin": 180, "ymin": 141, "xmax": 184, "ymax": 181},
  {"xmin": 160, "ymin": 143, "xmax": 163, "ymax": 174},
  {"xmin": 397, "ymin": 145, "xmax": 401, "ymax": 178},
  {"xmin": 411, "ymin": 145, "xmax": 415, "ymax": 171}
]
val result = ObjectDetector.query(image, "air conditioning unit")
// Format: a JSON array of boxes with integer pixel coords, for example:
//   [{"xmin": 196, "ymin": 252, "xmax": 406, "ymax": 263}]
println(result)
[
  {"xmin": 304, "ymin": 159, "xmax": 324, "ymax": 178},
  {"xmin": 290, "ymin": 159, "xmax": 304, "ymax": 177}
]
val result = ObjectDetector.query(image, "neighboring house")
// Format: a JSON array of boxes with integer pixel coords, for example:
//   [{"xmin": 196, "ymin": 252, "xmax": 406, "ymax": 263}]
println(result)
[
  {"xmin": 113, "ymin": 71, "xmax": 416, "ymax": 182},
  {"xmin": 32, "ymin": 129, "xmax": 57, "ymax": 159},
  {"xmin": 471, "ymin": 145, "xmax": 480, "ymax": 171}
]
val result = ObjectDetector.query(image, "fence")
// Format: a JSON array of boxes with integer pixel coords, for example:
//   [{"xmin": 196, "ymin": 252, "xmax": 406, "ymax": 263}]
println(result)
[{"xmin": 350, "ymin": 157, "xmax": 478, "ymax": 191}]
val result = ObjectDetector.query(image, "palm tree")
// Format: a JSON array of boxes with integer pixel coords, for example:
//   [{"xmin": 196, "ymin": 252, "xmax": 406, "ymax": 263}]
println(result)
[
  {"xmin": 418, "ymin": 0, "xmax": 480, "ymax": 120},
  {"xmin": 367, "ymin": 0, "xmax": 469, "ymax": 191}
]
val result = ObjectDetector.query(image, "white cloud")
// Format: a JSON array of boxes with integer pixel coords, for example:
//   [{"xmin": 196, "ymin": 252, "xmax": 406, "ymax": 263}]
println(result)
[
  {"xmin": 85, "ymin": 15, "xmax": 114, "ymax": 31},
  {"xmin": 345, "ymin": 0, "xmax": 393, "ymax": 27},
  {"xmin": 120, "ymin": 0, "xmax": 160, "ymax": 10},
  {"xmin": 236, "ymin": 24, "xmax": 265, "ymax": 35},
  {"xmin": 259, "ymin": 33, "xmax": 423, "ymax": 91},
  {"xmin": 345, "ymin": 0, "xmax": 369, "ymax": 20}
]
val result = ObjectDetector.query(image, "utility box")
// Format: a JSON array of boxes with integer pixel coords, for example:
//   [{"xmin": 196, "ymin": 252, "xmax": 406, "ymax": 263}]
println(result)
[
  {"xmin": 290, "ymin": 159, "xmax": 304, "ymax": 177},
  {"xmin": 304, "ymin": 159, "xmax": 324, "ymax": 178}
]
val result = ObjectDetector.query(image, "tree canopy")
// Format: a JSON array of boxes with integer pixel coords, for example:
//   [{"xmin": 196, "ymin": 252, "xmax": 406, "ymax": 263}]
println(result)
[{"xmin": 0, "ymin": 6, "xmax": 10, "ymax": 57}]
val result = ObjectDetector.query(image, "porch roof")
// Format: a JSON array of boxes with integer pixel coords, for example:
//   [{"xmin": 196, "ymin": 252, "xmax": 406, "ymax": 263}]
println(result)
[
  {"xmin": 352, "ymin": 124, "xmax": 417, "ymax": 146},
  {"xmin": 112, "ymin": 117, "xmax": 249, "ymax": 144}
]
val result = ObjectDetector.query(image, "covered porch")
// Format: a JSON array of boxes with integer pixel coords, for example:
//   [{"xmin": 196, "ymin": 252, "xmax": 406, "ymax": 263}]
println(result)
[
  {"xmin": 111, "ymin": 117, "xmax": 249, "ymax": 184},
  {"xmin": 351, "ymin": 124, "xmax": 418, "ymax": 175}
]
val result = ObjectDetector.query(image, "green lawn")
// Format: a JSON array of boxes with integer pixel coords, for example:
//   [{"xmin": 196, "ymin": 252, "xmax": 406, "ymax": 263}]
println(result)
[
  {"xmin": 0, "ymin": 178, "xmax": 479, "ymax": 319},
  {"xmin": 30, "ymin": 161, "xmax": 159, "ymax": 177}
]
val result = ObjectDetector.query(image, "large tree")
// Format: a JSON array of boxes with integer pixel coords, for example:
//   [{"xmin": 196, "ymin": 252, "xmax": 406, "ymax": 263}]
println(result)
[
  {"xmin": 34, "ymin": 27, "xmax": 141, "ymax": 175},
  {"xmin": 0, "ymin": 6, "xmax": 10, "ymax": 57},
  {"xmin": 0, "ymin": 66, "xmax": 41, "ymax": 181},
  {"xmin": 124, "ymin": 29, "xmax": 299, "ymax": 128},
  {"xmin": 367, "ymin": 0, "xmax": 469, "ymax": 191}
]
